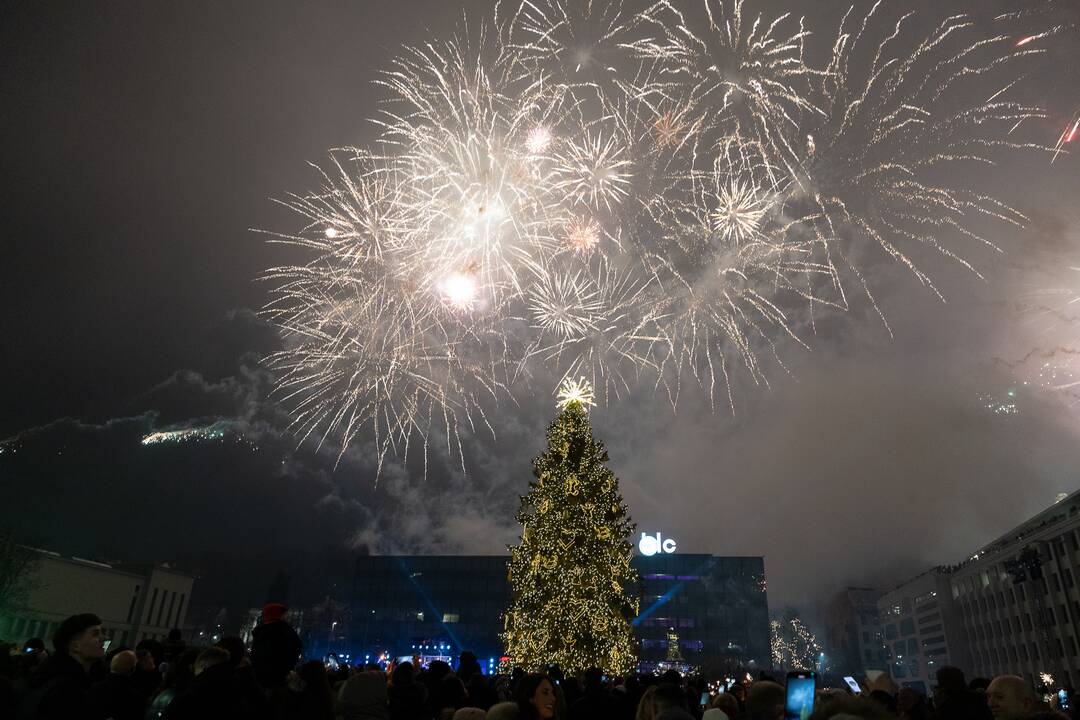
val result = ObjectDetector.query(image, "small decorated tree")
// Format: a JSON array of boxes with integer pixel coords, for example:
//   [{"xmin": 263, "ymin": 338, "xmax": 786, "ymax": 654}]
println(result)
[{"xmin": 502, "ymin": 378, "xmax": 639, "ymax": 674}]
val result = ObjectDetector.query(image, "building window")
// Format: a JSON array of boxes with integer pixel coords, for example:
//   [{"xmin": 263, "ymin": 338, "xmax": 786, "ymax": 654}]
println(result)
[
  {"xmin": 126, "ymin": 585, "xmax": 141, "ymax": 623},
  {"xmin": 155, "ymin": 591, "xmax": 168, "ymax": 627},
  {"xmin": 1066, "ymin": 569, "xmax": 1075, "ymax": 589},
  {"xmin": 1020, "ymin": 644, "xmax": 1028, "ymax": 661},
  {"xmin": 1069, "ymin": 636, "xmax": 1078, "ymax": 657},
  {"xmin": 145, "ymin": 588, "xmax": 158, "ymax": 624},
  {"xmin": 166, "ymin": 592, "xmax": 178, "ymax": 629},
  {"xmin": 1032, "ymin": 642, "xmax": 1040, "ymax": 661},
  {"xmin": 175, "ymin": 594, "xmax": 185, "ymax": 627},
  {"xmin": 1070, "ymin": 532, "xmax": 1079, "ymax": 552},
  {"xmin": 1052, "ymin": 574, "xmax": 1062, "ymax": 592},
  {"xmin": 901, "ymin": 618, "xmax": 915, "ymax": 636},
  {"xmin": 442, "ymin": 614, "xmax": 460, "ymax": 623},
  {"xmin": 1024, "ymin": 614, "xmax": 1032, "ymax": 630}
]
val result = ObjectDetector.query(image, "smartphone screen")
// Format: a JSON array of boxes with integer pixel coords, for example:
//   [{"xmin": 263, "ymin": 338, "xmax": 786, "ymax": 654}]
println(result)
[
  {"xmin": 700, "ymin": 692, "xmax": 709, "ymax": 706},
  {"xmin": 843, "ymin": 676, "xmax": 861, "ymax": 694},
  {"xmin": 786, "ymin": 672, "xmax": 816, "ymax": 720}
]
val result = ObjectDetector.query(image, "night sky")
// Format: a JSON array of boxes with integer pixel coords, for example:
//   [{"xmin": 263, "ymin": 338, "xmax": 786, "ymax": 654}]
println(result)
[{"xmin": 2, "ymin": 0, "xmax": 1079, "ymax": 621}]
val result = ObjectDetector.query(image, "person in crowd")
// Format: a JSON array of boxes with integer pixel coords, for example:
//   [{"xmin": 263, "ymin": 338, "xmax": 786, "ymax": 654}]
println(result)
[
  {"xmin": 145, "ymin": 647, "xmax": 200, "ymax": 719},
  {"xmin": 1, "ymin": 642, "xmax": 18, "ymax": 718},
  {"xmin": 161, "ymin": 646, "xmax": 256, "ymax": 720},
  {"xmin": 728, "ymin": 683, "xmax": 747, "ymax": 715},
  {"xmin": 706, "ymin": 692, "xmax": 739, "ymax": 720},
  {"xmin": 17, "ymin": 612, "xmax": 105, "ymax": 719},
  {"xmin": 467, "ymin": 671, "xmax": 496, "ymax": 711},
  {"xmin": 930, "ymin": 666, "xmax": 992, "ymax": 720},
  {"xmin": 807, "ymin": 696, "xmax": 893, "ymax": 720},
  {"xmin": 648, "ymin": 683, "xmax": 691, "ymax": 719},
  {"xmin": 214, "ymin": 634, "xmax": 269, "ymax": 712},
  {"xmin": 568, "ymin": 667, "xmax": 620, "ymax": 720},
  {"xmin": 868, "ymin": 689, "xmax": 898, "ymax": 715},
  {"xmin": 453, "ymin": 709, "xmax": 486, "ymax": 720},
  {"xmin": 18, "ymin": 638, "xmax": 48, "ymax": 681},
  {"xmin": 438, "ymin": 674, "xmax": 470, "ymax": 720},
  {"xmin": 897, "ymin": 686, "xmax": 930, "ymax": 720},
  {"xmin": 458, "ymin": 653, "xmax": 482, "ymax": 684},
  {"xmin": 88, "ymin": 649, "xmax": 144, "ymax": 720},
  {"xmin": 161, "ymin": 630, "xmax": 185, "ymax": 669},
  {"xmin": 516, "ymin": 673, "xmax": 559, "ymax": 720},
  {"xmin": 985, "ymin": 675, "xmax": 1036, "ymax": 720},
  {"xmin": 744, "ymin": 680, "xmax": 786, "ymax": 720},
  {"xmin": 426, "ymin": 661, "xmax": 453, "ymax": 717},
  {"xmin": 251, "ymin": 602, "xmax": 303, "ymax": 690},
  {"xmin": 132, "ymin": 641, "xmax": 163, "ymax": 701},
  {"xmin": 338, "ymin": 670, "xmax": 389, "ymax": 720},
  {"xmin": 487, "ymin": 701, "xmax": 521, "ymax": 720},
  {"xmin": 293, "ymin": 659, "xmax": 336, "ymax": 720},
  {"xmin": 389, "ymin": 660, "xmax": 429, "ymax": 720},
  {"xmin": 635, "ymin": 685, "xmax": 660, "ymax": 720}
]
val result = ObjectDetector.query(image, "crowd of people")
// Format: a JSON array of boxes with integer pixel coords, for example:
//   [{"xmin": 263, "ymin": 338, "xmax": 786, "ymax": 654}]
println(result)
[{"xmin": 0, "ymin": 603, "xmax": 1072, "ymax": 720}]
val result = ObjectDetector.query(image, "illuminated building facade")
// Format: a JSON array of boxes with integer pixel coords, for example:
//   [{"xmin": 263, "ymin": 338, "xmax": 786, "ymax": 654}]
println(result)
[
  {"xmin": 947, "ymin": 490, "xmax": 1080, "ymax": 688},
  {"xmin": 824, "ymin": 587, "xmax": 887, "ymax": 678},
  {"xmin": 351, "ymin": 553, "xmax": 770, "ymax": 672},
  {"xmin": 877, "ymin": 569, "xmax": 967, "ymax": 694}
]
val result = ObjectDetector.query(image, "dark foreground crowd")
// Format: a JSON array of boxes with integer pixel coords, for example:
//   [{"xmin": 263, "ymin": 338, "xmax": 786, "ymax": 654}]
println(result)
[{"xmin": 0, "ymin": 604, "xmax": 1071, "ymax": 720}]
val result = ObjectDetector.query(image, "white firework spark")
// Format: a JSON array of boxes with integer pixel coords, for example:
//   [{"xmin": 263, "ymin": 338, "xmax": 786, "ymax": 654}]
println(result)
[{"xmin": 261, "ymin": 0, "xmax": 1045, "ymax": 472}]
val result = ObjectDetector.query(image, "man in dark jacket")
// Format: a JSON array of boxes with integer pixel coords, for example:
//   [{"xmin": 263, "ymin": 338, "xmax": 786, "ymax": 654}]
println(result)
[
  {"xmin": 88, "ymin": 650, "xmax": 145, "ymax": 720},
  {"xmin": 250, "ymin": 602, "xmax": 302, "ymax": 689},
  {"xmin": 17, "ymin": 612, "xmax": 106, "ymax": 720},
  {"xmin": 930, "ymin": 666, "xmax": 992, "ymax": 720},
  {"xmin": 568, "ymin": 667, "xmax": 621, "ymax": 720},
  {"xmin": 163, "ymin": 647, "xmax": 256, "ymax": 720}
]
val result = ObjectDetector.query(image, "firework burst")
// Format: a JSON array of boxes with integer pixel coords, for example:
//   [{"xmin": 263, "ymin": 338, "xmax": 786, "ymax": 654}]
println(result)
[{"xmin": 262, "ymin": 0, "xmax": 1045, "ymax": 471}]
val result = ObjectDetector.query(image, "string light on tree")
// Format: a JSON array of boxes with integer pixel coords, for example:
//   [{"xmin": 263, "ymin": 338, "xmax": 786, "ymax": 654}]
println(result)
[
  {"xmin": 503, "ymin": 380, "xmax": 637, "ymax": 673},
  {"xmin": 770, "ymin": 613, "xmax": 821, "ymax": 670}
]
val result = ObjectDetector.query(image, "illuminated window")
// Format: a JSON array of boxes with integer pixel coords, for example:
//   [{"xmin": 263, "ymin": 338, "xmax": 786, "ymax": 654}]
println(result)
[{"xmin": 442, "ymin": 613, "xmax": 460, "ymax": 623}]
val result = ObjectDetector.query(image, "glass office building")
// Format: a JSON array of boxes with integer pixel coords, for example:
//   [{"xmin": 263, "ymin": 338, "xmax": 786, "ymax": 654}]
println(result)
[{"xmin": 350, "ymin": 553, "xmax": 769, "ymax": 672}]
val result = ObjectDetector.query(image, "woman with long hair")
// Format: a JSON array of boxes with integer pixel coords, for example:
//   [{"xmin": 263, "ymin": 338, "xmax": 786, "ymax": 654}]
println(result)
[{"xmin": 515, "ymin": 674, "xmax": 558, "ymax": 720}]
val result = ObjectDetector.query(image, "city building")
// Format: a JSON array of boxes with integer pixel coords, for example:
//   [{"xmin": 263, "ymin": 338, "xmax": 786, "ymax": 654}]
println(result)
[
  {"xmin": 877, "ymin": 568, "xmax": 968, "ymax": 694},
  {"xmin": 0, "ymin": 547, "xmax": 196, "ymax": 649},
  {"xmin": 947, "ymin": 490, "xmax": 1080, "ymax": 688},
  {"xmin": 824, "ymin": 587, "xmax": 887, "ymax": 678},
  {"xmin": 350, "ymin": 553, "xmax": 770, "ymax": 672}
]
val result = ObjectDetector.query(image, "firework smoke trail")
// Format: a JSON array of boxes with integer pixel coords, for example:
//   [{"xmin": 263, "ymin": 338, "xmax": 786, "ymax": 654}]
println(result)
[{"xmin": 261, "ymin": 0, "xmax": 1045, "ymax": 473}]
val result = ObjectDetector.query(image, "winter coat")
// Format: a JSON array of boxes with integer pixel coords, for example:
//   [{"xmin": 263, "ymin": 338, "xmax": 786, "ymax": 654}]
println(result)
[
  {"xmin": 16, "ymin": 652, "xmax": 98, "ymax": 720},
  {"xmin": 161, "ymin": 663, "xmax": 256, "ymax": 720},
  {"xmin": 88, "ymin": 672, "xmax": 146, "ymax": 720}
]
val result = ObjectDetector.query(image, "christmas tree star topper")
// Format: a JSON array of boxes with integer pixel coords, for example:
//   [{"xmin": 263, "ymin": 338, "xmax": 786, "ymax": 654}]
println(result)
[{"xmin": 556, "ymin": 376, "xmax": 595, "ymax": 410}]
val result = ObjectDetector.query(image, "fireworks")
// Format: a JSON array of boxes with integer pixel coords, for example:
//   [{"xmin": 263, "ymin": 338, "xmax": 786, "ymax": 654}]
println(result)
[{"xmin": 262, "ymin": 0, "xmax": 1044, "ymax": 470}]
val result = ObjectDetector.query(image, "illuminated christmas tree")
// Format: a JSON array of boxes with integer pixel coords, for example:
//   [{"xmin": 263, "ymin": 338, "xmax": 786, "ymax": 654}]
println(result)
[{"xmin": 502, "ymin": 378, "xmax": 639, "ymax": 674}]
